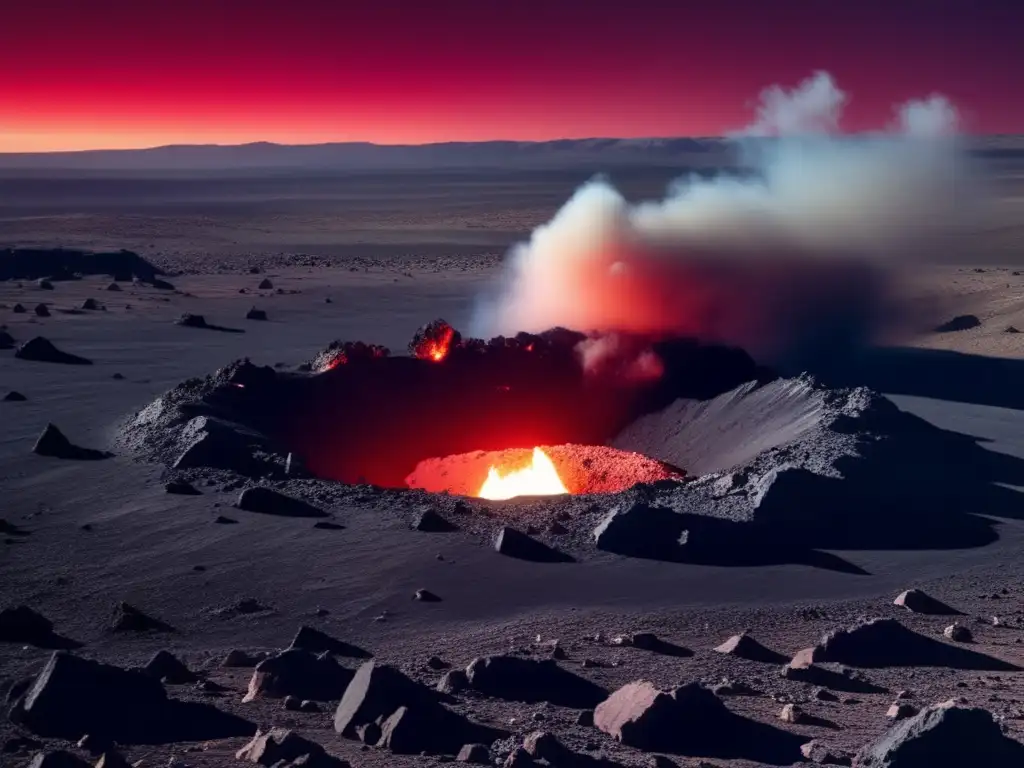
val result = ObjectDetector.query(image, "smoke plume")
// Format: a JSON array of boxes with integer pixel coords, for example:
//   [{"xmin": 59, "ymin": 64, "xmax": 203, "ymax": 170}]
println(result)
[{"xmin": 472, "ymin": 71, "xmax": 985, "ymax": 370}]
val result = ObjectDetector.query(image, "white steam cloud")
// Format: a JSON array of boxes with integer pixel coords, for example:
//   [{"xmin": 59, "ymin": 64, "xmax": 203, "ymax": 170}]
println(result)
[{"xmin": 472, "ymin": 71, "xmax": 985, "ymax": 369}]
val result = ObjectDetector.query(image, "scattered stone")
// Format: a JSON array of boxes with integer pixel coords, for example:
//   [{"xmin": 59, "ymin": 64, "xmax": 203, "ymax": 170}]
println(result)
[
  {"xmin": 10, "ymin": 651, "xmax": 252, "ymax": 743},
  {"xmin": 37, "ymin": 279, "xmax": 54, "ymax": 290},
  {"xmin": 0, "ymin": 329, "xmax": 14, "ymax": 349},
  {"xmin": 855, "ymin": 701, "xmax": 1024, "ymax": 766},
  {"xmin": 437, "ymin": 669, "xmax": 469, "ymax": 694},
  {"xmin": 465, "ymin": 655, "xmax": 605, "ymax": 707},
  {"xmin": 82, "ymin": 298, "xmax": 100, "ymax": 310},
  {"xmin": 15, "ymin": 337, "xmax": 92, "ymax": 365},
  {"xmin": 237, "ymin": 487, "xmax": 327, "ymax": 518},
  {"xmin": 110, "ymin": 602, "xmax": 173, "ymax": 633},
  {"xmin": 412, "ymin": 507, "xmax": 457, "ymax": 532},
  {"xmin": 111, "ymin": 372, "xmax": 124, "ymax": 379},
  {"xmin": 934, "ymin": 314, "xmax": 981, "ymax": 332},
  {"xmin": 165, "ymin": 480, "xmax": 201, "ymax": 495},
  {"xmin": 222, "ymin": 650, "xmax": 267, "ymax": 668},
  {"xmin": 1006, "ymin": 326, "xmax": 1020, "ymax": 334},
  {"xmin": 887, "ymin": 702, "xmax": 919, "ymax": 720},
  {"xmin": 33, "ymin": 424, "xmax": 112, "ymax": 460},
  {"xmin": 214, "ymin": 515, "xmax": 238, "ymax": 525},
  {"xmin": 814, "ymin": 687, "xmax": 840, "ymax": 702},
  {"xmin": 494, "ymin": 526, "xmax": 574, "ymax": 563},
  {"xmin": 894, "ymin": 589, "xmax": 958, "ymax": 615},
  {"xmin": 427, "ymin": 656, "xmax": 448, "ymax": 670},
  {"xmin": 3, "ymin": 390, "xmax": 27, "ymax": 401},
  {"xmin": 246, "ymin": 307, "xmax": 268, "ymax": 321},
  {"xmin": 258, "ymin": 278, "xmax": 273, "ymax": 290},
  {"xmin": 415, "ymin": 589, "xmax": 442, "ymax": 602},
  {"xmin": 34, "ymin": 303, "xmax": 50, "ymax": 317},
  {"xmin": 576, "ymin": 709, "xmax": 594, "ymax": 726},
  {"xmin": 944, "ymin": 623, "xmax": 972, "ymax": 642},
  {"xmin": 457, "ymin": 744, "xmax": 490, "ymax": 763},
  {"xmin": 0, "ymin": 605, "xmax": 53, "ymax": 644},
  {"xmin": 244, "ymin": 648, "xmax": 354, "ymax": 702},
  {"xmin": 592, "ymin": 502, "xmax": 688, "ymax": 558},
  {"xmin": 800, "ymin": 740, "xmax": 852, "ymax": 765},
  {"xmin": 284, "ymin": 695, "xmax": 302, "ymax": 711},
  {"xmin": 289, "ymin": 625, "xmax": 370, "ymax": 658},
  {"xmin": 143, "ymin": 650, "xmax": 197, "ymax": 684},
  {"xmin": 713, "ymin": 632, "xmax": 786, "ymax": 663},
  {"xmin": 779, "ymin": 703, "xmax": 806, "ymax": 723},
  {"xmin": 236, "ymin": 727, "xmax": 347, "ymax": 767},
  {"xmin": 106, "ymin": 283, "xmax": 121, "ymax": 292},
  {"xmin": 173, "ymin": 422, "xmax": 254, "ymax": 472},
  {"xmin": 13, "ymin": 302, "xmax": 27, "ymax": 312},
  {"xmin": 299, "ymin": 699, "xmax": 320, "ymax": 713},
  {"xmin": 27, "ymin": 751, "xmax": 90, "ymax": 768}
]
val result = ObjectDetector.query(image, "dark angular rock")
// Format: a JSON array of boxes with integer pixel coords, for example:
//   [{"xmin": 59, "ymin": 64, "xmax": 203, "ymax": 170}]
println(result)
[
  {"xmin": 855, "ymin": 701, "xmax": 1024, "ymax": 767},
  {"xmin": 148, "ymin": 278, "xmax": 175, "ymax": 290},
  {"xmin": 934, "ymin": 314, "xmax": 981, "ymax": 332},
  {"xmin": 592, "ymin": 502, "xmax": 688, "ymax": 558},
  {"xmin": 465, "ymin": 655, "xmax": 605, "ymax": 707},
  {"xmin": 27, "ymin": 751, "xmax": 90, "ymax": 768},
  {"xmin": 289, "ymin": 625, "xmax": 371, "ymax": 658},
  {"xmin": 0, "ymin": 605, "xmax": 53, "ymax": 644},
  {"xmin": 174, "ymin": 431, "xmax": 253, "ymax": 473},
  {"xmin": 494, "ymin": 526, "xmax": 574, "ymax": 563},
  {"xmin": 244, "ymin": 648, "xmax": 354, "ymax": 702},
  {"xmin": 246, "ymin": 307, "xmax": 268, "ymax": 321},
  {"xmin": 143, "ymin": 650, "xmax": 197, "ymax": 684},
  {"xmin": 893, "ymin": 589, "xmax": 959, "ymax": 615},
  {"xmin": 943, "ymin": 623, "xmax": 972, "ymax": 642},
  {"xmin": 457, "ymin": 743, "xmax": 490, "ymax": 763},
  {"xmin": 33, "ymin": 424, "xmax": 112, "ymax": 460},
  {"xmin": 3, "ymin": 390, "xmax": 27, "ymax": 401},
  {"xmin": 222, "ymin": 649, "xmax": 267, "ymax": 668},
  {"xmin": 523, "ymin": 730, "xmax": 570, "ymax": 763},
  {"xmin": 437, "ymin": 669, "xmax": 469, "ymax": 694},
  {"xmin": 110, "ymin": 602, "xmax": 173, "ymax": 633},
  {"xmin": 37, "ymin": 279, "xmax": 54, "ymax": 290},
  {"xmin": 236, "ymin": 727, "xmax": 348, "ymax": 767},
  {"xmin": 415, "ymin": 589, "xmax": 441, "ymax": 602},
  {"xmin": 34, "ymin": 303, "xmax": 50, "ymax": 317},
  {"xmin": 11, "ymin": 651, "xmax": 253, "ymax": 743},
  {"xmin": 13, "ymin": 302, "xmax": 27, "ymax": 312},
  {"xmin": 16, "ymin": 337, "xmax": 92, "ymax": 365},
  {"xmin": 214, "ymin": 515, "xmax": 238, "ymax": 524},
  {"xmin": 333, "ymin": 661, "xmax": 435, "ymax": 738},
  {"xmin": 412, "ymin": 507, "xmax": 457, "ymax": 532},
  {"xmin": 713, "ymin": 632, "xmax": 786, "ymax": 663},
  {"xmin": 176, "ymin": 313, "xmax": 208, "ymax": 328},
  {"xmin": 105, "ymin": 283, "xmax": 121, "ymax": 292},
  {"xmin": 258, "ymin": 278, "xmax": 273, "ymax": 290},
  {"xmin": 165, "ymin": 480, "xmax": 201, "ymax": 495},
  {"xmin": 576, "ymin": 709, "xmax": 594, "ymax": 726},
  {"xmin": 237, "ymin": 487, "xmax": 327, "ymax": 518},
  {"xmin": 81, "ymin": 298, "xmax": 99, "ymax": 310},
  {"xmin": 0, "ymin": 329, "xmax": 14, "ymax": 349},
  {"xmin": 111, "ymin": 372, "xmax": 124, "ymax": 379},
  {"xmin": 801, "ymin": 739, "xmax": 852, "ymax": 765}
]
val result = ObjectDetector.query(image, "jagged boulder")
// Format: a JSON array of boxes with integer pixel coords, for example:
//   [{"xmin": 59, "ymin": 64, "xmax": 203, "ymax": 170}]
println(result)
[
  {"xmin": 893, "ymin": 589, "xmax": 958, "ymax": 615},
  {"xmin": 0, "ymin": 329, "xmax": 14, "ymax": 349},
  {"xmin": 465, "ymin": 655, "xmax": 605, "ymax": 707},
  {"xmin": 15, "ymin": 337, "xmax": 92, "ymax": 365},
  {"xmin": 289, "ymin": 625, "xmax": 371, "ymax": 658},
  {"xmin": 855, "ymin": 701, "xmax": 1024, "ymax": 766},
  {"xmin": 494, "ymin": 526, "xmax": 573, "ymax": 563},
  {"xmin": 713, "ymin": 632, "xmax": 786, "ymax": 663},
  {"xmin": 142, "ymin": 650, "xmax": 196, "ymax": 684},
  {"xmin": 244, "ymin": 649, "xmax": 354, "ymax": 702},
  {"xmin": 33, "ymin": 424, "xmax": 112, "ymax": 460},
  {"xmin": 0, "ymin": 606, "xmax": 53, "ymax": 644},
  {"xmin": 237, "ymin": 487, "xmax": 327, "ymax": 518},
  {"xmin": 592, "ymin": 502, "xmax": 688, "ymax": 558},
  {"xmin": 412, "ymin": 507, "xmax": 457, "ymax": 532},
  {"xmin": 236, "ymin": 728, "xmax": 348, "ymax": 767},
  {"xmin": 457, "ymin": 743, "xmax": 490, "ymax": 763},
  {"xmin": 110, "ymin": 602, "xmax": 173, "ymax": 633},
  {"xmin": 173, "ymin": 419, "xmax": 256, "ymax": 473},
  {"xmin": 81, "ymin": 298, "xmax": 99, "ymax": 310},
  {"xmin": 258, "ymin": 278, "xmax": 273, "ymax": 290}
]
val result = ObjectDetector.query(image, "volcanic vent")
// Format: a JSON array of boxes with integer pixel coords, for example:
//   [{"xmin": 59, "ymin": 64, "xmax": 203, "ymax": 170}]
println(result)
[{"xmin": 122, "ymin": 319, "xmax": 766, "ymax": 499}]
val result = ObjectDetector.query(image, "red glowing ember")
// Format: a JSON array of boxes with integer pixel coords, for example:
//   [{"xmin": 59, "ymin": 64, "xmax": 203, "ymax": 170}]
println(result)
[{"xmin": 409, "ymin": 319, "xmax": 460, "ymax": 363}]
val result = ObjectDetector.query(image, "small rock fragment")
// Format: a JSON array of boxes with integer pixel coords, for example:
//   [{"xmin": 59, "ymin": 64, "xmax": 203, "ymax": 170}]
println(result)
[{"xmin": 944, "ymin": 623, "xmax": 972, "ymax": 642}]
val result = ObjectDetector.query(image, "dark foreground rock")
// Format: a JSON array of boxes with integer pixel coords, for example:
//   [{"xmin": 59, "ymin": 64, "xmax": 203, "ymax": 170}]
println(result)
[
  {"xmin": 0, "ymin": 606, "xmax": 77, "ymax": 648},
  {"xmin": 15, "ymin": 337, "xmax": 92, "ymax": 365},
  {"xmin": 244, "ymin": 649, "xmax": 354, "ymax": 702},
  {"xmin": 855, "ymin": 701, "xmax": 1024, "ymax": 767},
  {"xmin": 465, "ymin": 655, "xmax": 606, "ymax": 708},
  {"xmin": 0, "ymin": 329, "xmax": 14, "ymax": 349},
  {"xmin": 142, "ymin": 650, "xmax": 197, "ymax": 684},
  {"xmin": 793, "ymin": 618, "xmax": 1017, "ymax": 670},
  {"xmin": 495, "ymin": 526, "xmax": 574, "ymax": 563},
  {"xmin": 33, "ymin": 424, "xmax": 113, "ymax": 461},
  {"xmin": 173, "ymin": 417, "xmax": 257, "ymax": 473},
  {"xmin": 236, "ymin": 727, "xmax": 349, "ymax": 767},
  {"xmin": 237, "ymin": 487, "xmax": 327, "ymax": 518},
  {"xmin": 176, "ymin": 313, "xmax": 244, "ymax": 333},
  {"xmin": 594, "ymin": 681, "xmax": 803, "ymax": 763},
  {"xmin": 10, "ymin": 651, "xmax": 253, "ymax": 743},
  {"xmin": 0, "ymin": 247, "xmax": 163, "ymax": 283},
  {"xmin": 34, "ymin": 303, "xmax": 50, "ymax": 317},
  {"xmin": 334, "ymin": 660, "xmax": 505, "ymax": 754},
  {"xmin": 412, "ymin": 507, "xmax": 457, "ymax": 532}
]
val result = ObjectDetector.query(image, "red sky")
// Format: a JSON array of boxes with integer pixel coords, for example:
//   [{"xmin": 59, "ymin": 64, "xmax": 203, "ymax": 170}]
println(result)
[{"xmin": 2, "ymin": 0, "xmax": 1021, "ymax": 152}]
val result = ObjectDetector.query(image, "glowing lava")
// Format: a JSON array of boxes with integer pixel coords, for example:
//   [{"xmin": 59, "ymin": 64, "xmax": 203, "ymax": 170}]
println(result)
[{"xmin": 477, "ymin": 447, "xmax": 569, "ymax": 501}]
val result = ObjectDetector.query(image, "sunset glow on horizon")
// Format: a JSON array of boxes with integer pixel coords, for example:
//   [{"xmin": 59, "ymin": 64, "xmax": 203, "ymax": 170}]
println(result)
[{"xmin": 3, "ymin": 0, "xmax": 1022, "ymax": 153}]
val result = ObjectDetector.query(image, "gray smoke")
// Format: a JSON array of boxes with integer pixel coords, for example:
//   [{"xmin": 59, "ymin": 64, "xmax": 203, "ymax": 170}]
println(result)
[{"xmin": 473, "ymin": 71, "xmax": 986, "ymax": 369}]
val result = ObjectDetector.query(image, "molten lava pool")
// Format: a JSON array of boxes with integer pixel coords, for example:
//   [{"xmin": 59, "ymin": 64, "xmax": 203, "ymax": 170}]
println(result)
[{"xmin": 405, "ymin": 444, "xmax": 684, "ymax": 499}]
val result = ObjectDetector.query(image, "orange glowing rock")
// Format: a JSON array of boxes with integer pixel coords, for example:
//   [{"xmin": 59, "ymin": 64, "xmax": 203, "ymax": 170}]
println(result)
[{"xmin": 478, "ymin": 447, "xmax": 569, "ymax": 501}]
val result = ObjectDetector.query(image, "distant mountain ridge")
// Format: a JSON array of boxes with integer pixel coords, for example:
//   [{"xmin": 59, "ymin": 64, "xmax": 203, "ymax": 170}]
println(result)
[{"xmin": 0, "ymin": 136, "xmax": 1020, "ymax": 172}]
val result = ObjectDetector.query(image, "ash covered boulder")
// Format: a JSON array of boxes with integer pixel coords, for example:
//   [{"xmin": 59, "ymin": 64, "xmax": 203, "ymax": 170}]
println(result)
[
  {"xmin": 802, "ymin": 740, "xmax": 852, "ymax": 765},
  {"xmin": 593, "ymin": 502, "xmax": 689, "ymax": 559},
  {"xmin": 495, "ymin": 526, "xmax": 574, "ymax": 563},
  {"xmin": 893, "ymin": 589, "xmax": 958, "ymax": 616},
  {"xmin": 244, "ymin": 648, "xmax": 354, "ymax": 702},
  {"xmin": 289, "ymin": 625, "xmax": 371, "ymax": 658},
  {"xmin": 236, "ymin": 727, "xmax": 349, "ymax": 767},
  {"xmin": 105, "ymin": 282, "xmax": 121, "ymax": 292},
  {"xmin": 11, "ymin": 651, "xmax": 253, "ymax": 743},
  {"xmin": 110, "ymin": 602, "xmax": 173, "ymax": 633},
  {"xmin": 855, "ymin": 701, "xmax": 1024, "ymax": 767},
  {"xmin": 334, "ymin": 661, "xmax": 436, "ymax": 737},
  {"xmin": 15, "ymin": 337, "xmax": 92, "ymax": 365},
  {"xmin": 457, "ymin": 743, "xmax": 490, "ymax": 763},
  {"xmin": 0, "ymin": 247, "xmax": 163, "ymax": 283},
  {"xmin": 142, "ymin": 650, "xmax": 196, "ymax": 684},
  {"xmin": 595, "ymin": 680, "xmax": 802, "ymax": 761},
  {"xmin": 713, "ymin": 632, "xmax": 786, "ymax": 663},
  {"xmin": 793, "ymin": 618, "xmax": 1016, "ymax": 670},
  {"xmin": 33, "ymin": 424, "xmax": 112, "ymax": 461},
  {"xmin": 237, "ymin": 487, "xmax": 327, "ymax": 518},
  {"xmin": 465, "ymin": 655, "xmax": 605, "ymax": 708}
]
